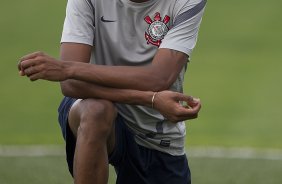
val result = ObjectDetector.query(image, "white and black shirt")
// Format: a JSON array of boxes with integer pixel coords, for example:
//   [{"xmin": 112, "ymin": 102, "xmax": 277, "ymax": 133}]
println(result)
[{"xmin": 61, "ymin": 0, "xmax": 207, "ymax": 156}]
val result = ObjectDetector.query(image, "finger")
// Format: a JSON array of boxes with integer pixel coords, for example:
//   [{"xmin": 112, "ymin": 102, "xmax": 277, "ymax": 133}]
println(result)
[
  {"xmin": 29, "ymin": 72, "xmax": 43, "ymax": 81},
  {"xmin": 179, "ymin": 110, "xmax": 199, "ymax": 120},
  {"xmin": 176, "ymin": 114, "xmax": 198, "ymax": 122},
  {"xmin": 175, "ymin": 102, "xmax": 201, "ymax": 118},
  {"xmin": 20, "ymin": 51, "xmax": 44, "ymax": 61},
  {"xmin": 174, "ymin": 93, "xmax": 194, "ymax": 102},
  {"xmin": 19, "ymin": 70, "xmax": 25, "ymax": 76},
  {"xmin": 177, "ymin": 108, "xmax": 198, "ymax": 117},
  {"xmin": 20, "ymin": 59, "xmax": 38, "ymax": 70},
  {"xmin": 188, "ymin": 101, "xmax": 201, "ymax": 113},
  {"xmin": 187, "ymin": 98, "xmax": 200, "ymax": 107},
  {"xmin": 24, "ymin": 65, "xmax": 42, "ymax": 77},
  {"xmin": 169, "ymin": 113, "xmax": 198, "ymax": 123},
  {"xmin": 175, "ymin": 93, "xmax": 200, "ymax": 108},
  {"xmin": 17, "ymin": 60, "xmax": 26, "ymax": 76}
]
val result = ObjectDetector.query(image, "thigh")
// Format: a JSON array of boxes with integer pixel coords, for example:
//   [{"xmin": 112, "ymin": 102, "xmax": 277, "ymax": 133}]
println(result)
[
  {"xmin": 68, "ymin": 98, "xmax": 117, "ymax": 152},
  {"xmin": 58, "ymin": 97, "xmax": 117, "ymax": 175},
  {"xmin": 68, "ymin": 99, "xmax": 116, "ymax": 132}
]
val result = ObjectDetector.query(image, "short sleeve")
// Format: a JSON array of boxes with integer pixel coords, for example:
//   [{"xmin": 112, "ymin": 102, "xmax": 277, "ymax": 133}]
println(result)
[
  {"xmin": 61, "ymin": 0, "xmax": 95, "ymax": 46},
  {"xmin": 159, "ymin": 0, "xmax": 207, "ymax": 57}
]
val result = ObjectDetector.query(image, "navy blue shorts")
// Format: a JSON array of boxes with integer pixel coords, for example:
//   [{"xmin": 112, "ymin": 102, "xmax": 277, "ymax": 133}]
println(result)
[{"xmin": 58, "ymin": 96, "xmax": 191, "ymax": 184}]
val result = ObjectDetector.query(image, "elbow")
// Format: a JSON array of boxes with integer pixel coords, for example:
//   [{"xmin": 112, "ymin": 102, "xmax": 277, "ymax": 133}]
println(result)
[
  {"xmin": 149, "ymin": 78, "xmax": 172, "ymax": 92},
  {"xmin": 146, "ymin": 68, "xmax": 177, "ymax": 91},
  {"xmin": 60, "ymin": 81, "xmax": 74, "ymax": 97}
]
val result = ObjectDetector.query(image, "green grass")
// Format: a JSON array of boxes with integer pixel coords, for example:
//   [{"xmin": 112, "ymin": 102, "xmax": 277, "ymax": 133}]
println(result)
[
  {"xmin": 0, "ymin": 156, "xmax": 116, "ymax": 184},
  {"xmin": 0, "ymin": 0, "xmax": 282, "ymax": 183},
  {"xmin": 184, "ymin": 0, "xmax": 282, "ymax": 148},
  {"xmin": 0, "ymin": 0, "xmax": 65, "ymax": 144},
  {"xmin": 190, "ymin": 157, "xmax": 282, "ymax": 184},
  {"xmin": 1, "ymin": 156, "xmax": 282, "ymax": 184},
  {"xmin": 0, "ymin": 156, "xmax": 73, "ymax": 184}
]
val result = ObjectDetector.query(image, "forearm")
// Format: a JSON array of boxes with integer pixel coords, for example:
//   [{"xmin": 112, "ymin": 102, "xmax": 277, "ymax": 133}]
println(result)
[
  {"xmin": 60, "ymin": 80, "xmax": 153, "ymax": 107},
  {"xmin": 64, "ymin": 49, "xmax": 187, "ymax": 91},
  {"xmin": 66, "ymin": 61, "xmax": 165, "ymax": 91},
  {"xmin": 19, "ymin": 46, "xmax": 187, "ymax": 92},
  {"xmin": 61, "ymin": 80, "xmax": 202, "ymax": 124}
]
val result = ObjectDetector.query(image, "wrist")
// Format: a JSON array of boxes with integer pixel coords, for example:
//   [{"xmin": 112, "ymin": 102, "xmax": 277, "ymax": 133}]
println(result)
[
  {"xmin": 151, "ymin": 92, "xmax": 158, "ymax": 109},
  {"xmin": 136, "ymin": 91, "xmax": 154, "ymax": 107}
]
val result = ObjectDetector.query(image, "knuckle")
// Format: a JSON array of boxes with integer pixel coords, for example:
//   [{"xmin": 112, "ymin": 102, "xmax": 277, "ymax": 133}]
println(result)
[
  {"xmin": 37, "ymin": 65, "xmax": 43, "ymax": 71},
  {"xmin": 40, "ymin": 63, "xmax": 46, "ymax": 68},
  {"xmin": 36, "ymin": 55, "xmax": 45, "ymax": 61}
]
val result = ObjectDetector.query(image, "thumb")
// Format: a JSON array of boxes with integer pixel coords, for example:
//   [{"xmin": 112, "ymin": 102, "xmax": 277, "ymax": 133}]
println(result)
[
  {"xmin": 175, "ymin": 93, "xmax": 200, "ymax": 106},
  {"xmin": 188, "ymin": 97, "xmax": 200, "ymax": 107}
]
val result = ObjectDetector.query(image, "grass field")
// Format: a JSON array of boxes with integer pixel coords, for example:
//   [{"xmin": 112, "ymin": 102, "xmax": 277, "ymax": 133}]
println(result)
[
  {"xmin": 0, "ymin": 0, "xmax": 281, "ymax": 183},
  {"xmin": 1, "ymin": 154, "xmax": 282, "ymax": 184}
]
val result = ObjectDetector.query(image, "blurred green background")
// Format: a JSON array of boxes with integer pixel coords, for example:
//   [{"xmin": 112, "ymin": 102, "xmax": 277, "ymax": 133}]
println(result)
[{"xmin": 0, "ymin": 0, "xmax": 281, "ymax": 183}]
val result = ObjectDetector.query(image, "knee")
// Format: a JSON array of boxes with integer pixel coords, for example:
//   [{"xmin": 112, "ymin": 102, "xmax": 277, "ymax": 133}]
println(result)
[
  {"xmin": 78, "ymin": 99, "xmax": 117, "ymax": 138},
  {"xmin": 80, "ymin": 99, "xmax": 116, "ymax": 122}
]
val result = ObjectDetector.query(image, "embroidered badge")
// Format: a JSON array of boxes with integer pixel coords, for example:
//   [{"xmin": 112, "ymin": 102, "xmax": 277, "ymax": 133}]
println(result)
[{"xmin": 144, "ymin": 12, "xmax": 170, "ymax": 47}]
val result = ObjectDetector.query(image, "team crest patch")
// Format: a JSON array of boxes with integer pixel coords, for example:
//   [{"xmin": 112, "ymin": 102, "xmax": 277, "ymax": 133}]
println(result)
[{"xmin": 144, "ymin": 12, "xmax": 170, "ymax": 47}]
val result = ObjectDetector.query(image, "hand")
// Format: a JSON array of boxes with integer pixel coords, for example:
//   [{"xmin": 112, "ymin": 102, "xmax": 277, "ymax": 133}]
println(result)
[
  {"xmin": 18, "ymin": 51, "xmax": 69, "ymax": 81},
  {"xmin": 153, "ymin": 91, "xmax": 201, "ymax": 123}
]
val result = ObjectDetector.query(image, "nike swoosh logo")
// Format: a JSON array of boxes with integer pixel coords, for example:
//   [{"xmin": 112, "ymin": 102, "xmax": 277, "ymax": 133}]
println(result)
[{"xmin": 101, "ymin": 16, "xmax": 116, "ymax": 23}]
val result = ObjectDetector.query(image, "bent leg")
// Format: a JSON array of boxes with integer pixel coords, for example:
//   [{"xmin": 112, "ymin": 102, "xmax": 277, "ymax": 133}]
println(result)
[{"xmin": 68, "ymin": 98, "xmax": 117, "ymax": 184}]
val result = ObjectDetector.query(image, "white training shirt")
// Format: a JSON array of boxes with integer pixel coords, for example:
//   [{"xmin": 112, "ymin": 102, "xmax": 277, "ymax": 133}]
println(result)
[{"xmin": 61, "ymin": 0, "xmax": 206, "ymax": 156}]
